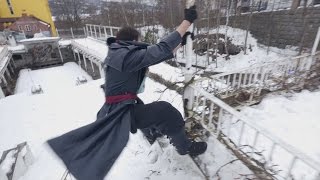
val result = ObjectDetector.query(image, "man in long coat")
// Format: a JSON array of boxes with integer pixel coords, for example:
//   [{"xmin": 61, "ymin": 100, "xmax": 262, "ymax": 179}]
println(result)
[{"xmin": 47, "ymin": 6, "xmax": 206, "ymax": 180}]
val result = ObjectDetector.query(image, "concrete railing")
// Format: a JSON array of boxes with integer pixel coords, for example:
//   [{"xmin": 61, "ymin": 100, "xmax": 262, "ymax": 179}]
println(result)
[
  {"xmin": 186, "ymin": 84, "xmax": 320, "ymax": 179},
  {"xmin": 0, "ymin": 47, "xmax": 12, "ymax": 77}
]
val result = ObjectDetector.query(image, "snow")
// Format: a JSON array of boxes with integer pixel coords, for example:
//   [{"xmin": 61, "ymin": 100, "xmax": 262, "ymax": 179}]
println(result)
[
  {"xmin": 0, "ymin": 150, "xmax": 17, "ymax": 174},
  {"xmin": 14, "ymin": 62, "xmax": 93, "ymax": 94},
  {"xmin": 19, "ymin": 37, "xmax": 60, "ymax": 43},
  {"xmin": 73, "ymin": 37, "xmax": 108, "ymax": 61},
  {"xmin": 0, "ymin": 61, "xmax": 254, "ymax": 179},
  {"xmin": 176, "ymin": 26, "xmax": 298, "ymax": 73},
  {"xmin": 58, "ymin": 40, "xmax": 72, "ymax": 47},
  {"xmin": 221, "ymin": 90, "xmax": 320, "ymax": 179},
  {"xmin": 0, "ymin": 74, "xmax": 205, "ymax": 180},
  {"xmin": 8, "ymin": 44, "xmax": 26, "ymax": 52},
  {"xmin": 149, "ymin": 62, "xmax": 185, "ymax": 84}
]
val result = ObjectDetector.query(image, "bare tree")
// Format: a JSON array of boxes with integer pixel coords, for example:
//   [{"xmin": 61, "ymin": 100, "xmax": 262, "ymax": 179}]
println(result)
[{"xmin": 51, "ymin": 0, "xmax": 85, "ymax": 28}]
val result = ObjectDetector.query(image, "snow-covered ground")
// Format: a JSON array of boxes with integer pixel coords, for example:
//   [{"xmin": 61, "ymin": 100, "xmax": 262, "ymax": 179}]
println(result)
[
  {"xmin": 0, "ymin": 61, "xmax": 254, "ymax": 179},
  {"xmin": 15, "ymin": 62, "xmax": 92, "ymax": 94},
  {"xmin": 221, "ymin": 90, "xmax": 320, "ymax": 179},
  {"xmin": 176, "ymin": 26, "xmax": 298, "ymax": 73}
]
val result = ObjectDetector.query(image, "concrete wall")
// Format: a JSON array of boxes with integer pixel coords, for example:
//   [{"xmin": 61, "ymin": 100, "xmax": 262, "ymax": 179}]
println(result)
[{"xmin": 199, "ymin": 6, "xmax": 320, "ymax": 50}]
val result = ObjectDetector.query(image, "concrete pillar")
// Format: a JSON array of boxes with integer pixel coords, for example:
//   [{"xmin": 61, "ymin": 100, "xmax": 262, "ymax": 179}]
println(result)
[
  {"xmin": 77, "ymin": 52, "xmax": 82, "ymax": 66},
  {"xmin": 0, "ymin": 88, "xmax": 5, "ymax": 99},
  {"xmin": 104, "ymin": 27, "xmax": 107, "ymax": 38},
  {"xmin": 57, "ymin": 43, "xmax": 64, "ymax": 63},
  {"xmin": 5, "ymin": 69, "xmax": 12, "ymax": 80},
  {"xmin": 73, "ymin": 50, "xmax": 77, "ymax": 62},
  {"xmin": 10, "ymin": 58, "xmax": 16, "ymax": 69},
  {"xmin": 82, "ymin": 54, "xmax": 87, "ymax": 71},
  {"xmin": 98, "ymin": 63, "xmax": 105, "ymax": 78},
  {"xmin": 90, "ymin": 59, "xmax": 95, "ymax": 73},
  {"xmin": 2, "ymin": 76, "xmax": 8, "ymax": 86},
  {"xmin": 8, "ymin": 62, "xmax": 15, "ymax": 74}
]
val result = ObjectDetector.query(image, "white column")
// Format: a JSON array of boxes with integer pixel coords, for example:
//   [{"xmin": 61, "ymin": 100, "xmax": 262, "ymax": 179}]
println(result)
[
  {"xmin": 71, "ymin": 27, "xmax": 74, "ymax": 39},
  {"xmin": 77, "ymin": 52, "xmax": 82, "ymax": 66},
  {"xmin": 2, "ymin": 76, "xmax": 7, "ymax": 85},
  {"xmin": 104, "ymin": 27, "xmax": 107, "ymax": 38},
  {"xmin": 73, "ymin": 49, "xmax": 77, "ymax": 61},
  {"xmin": 0, "ymin": 87, "xmax": 5, "ymax": 99},
  {"xmin": 98, "ymin": 26, "xmax": 102, "ymax": 38},
  {"xmin": 8, "ymin": 62, "xmax": 15, "ymax": 74},
  {"xmin": 90, "ymin": 25, "xmax": 93, "ymax": 37},
  {"xmin": 57, "ymin": 44, "xmax": 64, "ymax": 63},
  {"xmin": 5, "ymin": 69, "xmax": 12, "ymax": 80},
  {"xmin": 110, "ymin": 28, "xmax": 114, "ymax": 36},
  {"xmin": 94, "ymin": 26, "xmax": 97, "ymax": 39},
  {"xmin": 90, "ymin": 59, "xmax": 95, "ymax": 72},
  {"xmin": 82, "ymin": 54, "xmax": 87, "ymax": 70},
  {"xmin": 312, "ymin": 27, "xmax": 320, "ymax": 56},
  {"xmin": 10, "ymin": 58, "xmax": 16, "ymax": 69},
  {"xmin": 98, "ymin": 63, "xmax": 105, "ymax": 78},
  {"xmin": 0, "ymin": 78, "xmax": 5, "ymax": 99}
]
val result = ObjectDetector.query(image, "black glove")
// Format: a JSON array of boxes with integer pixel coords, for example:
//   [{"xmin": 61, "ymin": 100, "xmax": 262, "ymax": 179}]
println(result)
[
  {"xmin": 181, "ymin": 31, "xmax": 194, "ymax": 46},
  {"xmin": 184, "ymin": 5, "xmax": 197, "ymax": 24}
]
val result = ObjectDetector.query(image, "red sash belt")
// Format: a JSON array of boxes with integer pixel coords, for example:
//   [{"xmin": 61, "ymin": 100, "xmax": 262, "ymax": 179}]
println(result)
[{"xmin": 106, "ymin": 93, "xmax": 137, "ymax": 104}]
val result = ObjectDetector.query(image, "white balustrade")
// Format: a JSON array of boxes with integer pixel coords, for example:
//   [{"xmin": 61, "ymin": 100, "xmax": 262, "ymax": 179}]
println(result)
[{"xmin": 187, "ymin": 85, "xmax": 320, "ymax": 179}]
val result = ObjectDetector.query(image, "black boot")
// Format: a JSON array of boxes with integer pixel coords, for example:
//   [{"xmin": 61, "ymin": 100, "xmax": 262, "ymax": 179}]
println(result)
[
  {"xmin": 141, "ymin": 128, "xmax": 163, "ymax": 145},
  {"xmin": 169, "ymin": 129, "xmax": 207, "ymax": 156},
  {"xmin": 184, "ymin": 141, "xmax": 207, "ymax": 156}
]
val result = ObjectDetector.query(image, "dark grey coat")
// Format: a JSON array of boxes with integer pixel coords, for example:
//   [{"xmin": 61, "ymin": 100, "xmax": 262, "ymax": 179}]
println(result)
[{"xmin": 47, "ymin": 31, "xmax": 181, "ymax": 180}]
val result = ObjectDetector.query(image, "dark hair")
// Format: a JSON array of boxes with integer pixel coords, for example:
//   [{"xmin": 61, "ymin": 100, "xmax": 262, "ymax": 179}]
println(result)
[{"xmin": 116, "ymin": 27, "xmax": 140, "ymax": 41}]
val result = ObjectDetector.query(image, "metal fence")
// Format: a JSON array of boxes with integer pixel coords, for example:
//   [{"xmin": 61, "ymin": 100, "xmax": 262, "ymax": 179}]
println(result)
[
  {"xmin": 56, "ymin": 28, "xmax": 86, "ymax": 39},
  {"xmin": 85, "ymin": 24, "xmax": 120, "ymax": 41},
  {"xmin": 194, "ymin": 52, "xmax": 320, "ymax": 100},
  {"xmin": 187, "ymin": 83, "xmax": 320, "ymax": 179}
]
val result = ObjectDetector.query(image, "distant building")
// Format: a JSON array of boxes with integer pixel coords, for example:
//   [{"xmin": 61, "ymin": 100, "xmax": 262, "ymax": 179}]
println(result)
[
  {"xmin": 0, "ymin": 0, "xmax": 57, "ymax": 36},
  {"xmin": 2, "ymin": 14, "xmax": 52, "ymax": 38}
]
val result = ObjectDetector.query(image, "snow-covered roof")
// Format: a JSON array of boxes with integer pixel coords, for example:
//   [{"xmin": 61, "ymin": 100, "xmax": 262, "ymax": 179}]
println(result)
[
  {"xmin": 19, "ymin": 37, "xmax": 60, "ymax": 44},
  {"xmin": 72, "ymin": 37, "xmax": 108, "ymax": 61},
  {"xmin": 8, "ymin": 44, "xmax": 26, "ymax": 53}
]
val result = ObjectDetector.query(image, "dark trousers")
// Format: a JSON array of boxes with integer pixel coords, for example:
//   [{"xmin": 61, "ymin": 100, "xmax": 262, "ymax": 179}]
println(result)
[{"xmin": 133, "ymin": 101, "xmax": 191, "ymax": 153}]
